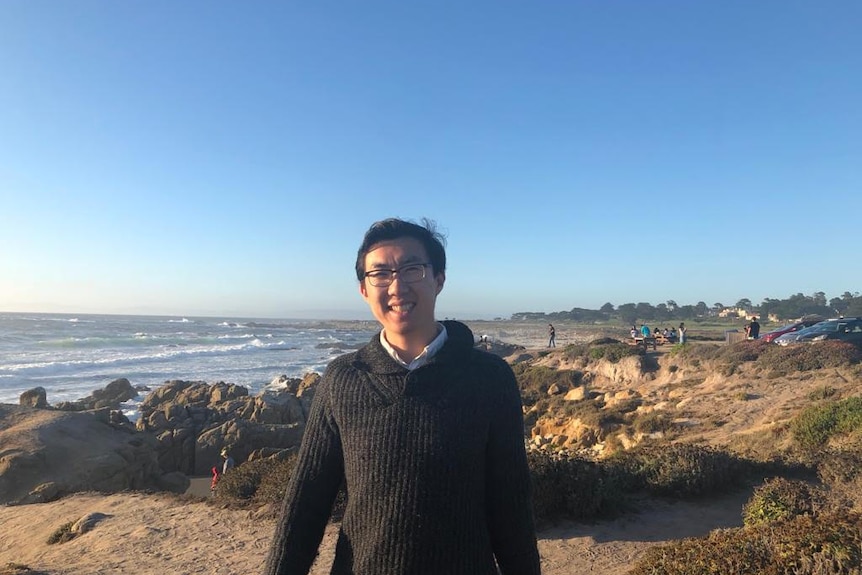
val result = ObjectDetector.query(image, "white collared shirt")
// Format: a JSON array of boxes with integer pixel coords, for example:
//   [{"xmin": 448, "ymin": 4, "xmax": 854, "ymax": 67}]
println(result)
[{"xmin": 380, "ymin": 323, "xmax": 448, "ymax": 371}]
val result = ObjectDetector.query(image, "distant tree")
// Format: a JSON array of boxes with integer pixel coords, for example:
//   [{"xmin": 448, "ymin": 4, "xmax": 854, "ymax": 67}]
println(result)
[
  {"xmin": 695, "ymin": 301, "xmax": 709, "ymax": 316},
  {"xmin": 713, "ymin": 302, "xmax": 725, "ymax": 313},
  {"xmin": 600, "ymin": 302, "xmax": 615, "ymax": 313},
  {"xmin": 736, "ymin": 298, "xmax": 752, "ymax": 311},
  {"xmin": 617, "ymin": 303, "xmax": 638, "ymax": 325},
  {"xmin": 677, "ymin": 305, "xmax": 696, "ymax": 319},
  {"xmin": 655, "ymin": 303, "xmax": 670, "ymax": 322},
  {"xmin": 636, "ymin": 302, "xmax": 656, "ymax": 321},
  {"xmin": 812, "ymin": 291, "xmax": 827, "ymax": 307},
  {"xmin": 830, "ymin": 297, "xmax": 849, "ymax": 315},
  {"xmin": 666, "ymin": 300, "xmax": 677, "ymax": 312}
]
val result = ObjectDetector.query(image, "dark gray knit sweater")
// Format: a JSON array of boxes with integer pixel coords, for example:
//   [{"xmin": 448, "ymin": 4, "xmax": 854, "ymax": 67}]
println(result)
[{"xmin": 264, "ymin": 320, "xmax": 540, "ymax": 575}]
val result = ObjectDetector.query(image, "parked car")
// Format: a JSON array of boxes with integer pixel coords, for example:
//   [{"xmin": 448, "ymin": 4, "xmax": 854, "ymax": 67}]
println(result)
[
  {"xmin": 761, "ymin": 319, "xmax": 824, "ymax": 343},
  {"xmin": 775, "ymin": 318, "xmax": 862, "ymax": 346}
]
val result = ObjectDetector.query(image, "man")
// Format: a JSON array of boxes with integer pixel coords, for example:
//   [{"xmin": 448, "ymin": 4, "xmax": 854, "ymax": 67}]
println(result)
[
  {"xmin": 265, "ymin": 218, "xmax": 540, "ymax": 575},
  {"xmin": 221, "ymin": 447, "xmax": 235, "ymax": 474},
  {"xmin": 547, "ymin": 323, "xmax": 556, "ymax": 347},
  {"xmin": 746, "ymin": 317, "xmax": 761, "ymax": 339}
]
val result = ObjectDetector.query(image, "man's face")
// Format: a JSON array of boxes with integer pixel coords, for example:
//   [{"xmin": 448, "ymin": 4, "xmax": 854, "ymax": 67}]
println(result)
[{"xmin": 359, "ymin": 237, "xmax": 445, "ymax": 344}]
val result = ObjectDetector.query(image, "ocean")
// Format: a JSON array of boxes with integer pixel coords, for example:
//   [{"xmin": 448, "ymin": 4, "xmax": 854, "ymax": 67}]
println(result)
[{"xmin": 0, "ymin": 312, "xmax": 380, "ymax": 409}]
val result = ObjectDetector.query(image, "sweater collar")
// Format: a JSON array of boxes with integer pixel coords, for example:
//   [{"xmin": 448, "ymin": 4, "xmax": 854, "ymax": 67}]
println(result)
[{"xmin": 355, "ymin": 320, "xmax": 475, "ymax": 374}]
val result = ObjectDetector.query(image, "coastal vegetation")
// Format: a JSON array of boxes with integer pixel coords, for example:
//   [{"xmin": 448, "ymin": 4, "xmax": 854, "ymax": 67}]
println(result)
[{"xmin": 511, "ymin": 290, "xmax": 862, "ymax": 324}]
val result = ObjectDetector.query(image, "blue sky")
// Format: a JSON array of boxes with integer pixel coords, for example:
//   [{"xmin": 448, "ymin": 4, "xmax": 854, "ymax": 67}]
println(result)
[{"xmin": 1, "ymin": 1, "xmax": 859, "ymax": 320}]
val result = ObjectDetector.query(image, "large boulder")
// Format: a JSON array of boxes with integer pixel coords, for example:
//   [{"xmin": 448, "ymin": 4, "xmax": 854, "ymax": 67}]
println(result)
[
  {"xmin": 196, "ymin": 419, "xmax": 305, "ymax": 476},
  {"xmin": 0, "ymin": 404, "xmax": 169, "ymax": 505},
  {"xmin": 54, "ymin": 378, "xmax": 139, "ymax": 411},
  {"xmin": 136, "ymin": 378, "xmax": 319, "ymax": 475},
  {"xmin": 19, "ymin": 387, "xmax": 47, "ymax": 409}
]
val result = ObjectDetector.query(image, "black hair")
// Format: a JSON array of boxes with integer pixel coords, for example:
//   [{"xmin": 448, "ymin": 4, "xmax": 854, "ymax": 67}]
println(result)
[{"xmin": 355, "ymin": 218, "xmax": 447, "ymax": 282}]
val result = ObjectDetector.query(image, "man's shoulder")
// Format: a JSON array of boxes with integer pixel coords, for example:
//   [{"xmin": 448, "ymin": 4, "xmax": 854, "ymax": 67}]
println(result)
[{"xmin": 464, "ymin": 346, "xmax": 514, "ymax": 375}]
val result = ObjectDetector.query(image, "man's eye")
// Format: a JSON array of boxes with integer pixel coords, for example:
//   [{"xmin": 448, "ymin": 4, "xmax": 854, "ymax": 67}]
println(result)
[{"xmin": 367, "ymin": 271, "xmax": 391, "ymax": 279}]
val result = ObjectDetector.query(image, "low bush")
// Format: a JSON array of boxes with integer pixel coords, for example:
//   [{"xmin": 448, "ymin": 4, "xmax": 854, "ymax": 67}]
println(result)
[
  {"xmin": 603, "ymin": 443, "xmax": 747, "ymax": 497},
  {"xmin": 742, "ymin": 477, "xmax": 823, "ymax": 527},
  {"xmin": 818, "ymin": 448, "xmax": 862, "ymax": 486},
  {"xmin": 563, "ymin": 341, "xmax": 643, "ymax": 364},
  {"xmin": 809, "ymin": 385, "xmax": 838, "ymax": 401},
  {"xmin": 527, "ymin": 451, "xmax": 607, "ymax": 526},
  {"xmin": 0, "ymin": 565, "xmax": 50, "ymax": 575},
  {"xmin": 791, "ymin": 397, "xmax": 862, "ymax": 449},
  {"xmin": 215, "ymin": 456, "xmax": 296, "ymax": 504},
  {"xmin": 512, "ymin": 364, "xmax": 583, "ymax": 406},
  {"xmin": 46, "ymin": 522, "xmax": 76, "ymax": 545},
  {"xmin": 760, "ymin": 341, "xmax": 862, "ymax": 375},
  {"xmin": 632, "ymin": 411, "xmax": 676, "ymax": 435},
  {"xmin": 628, "ymin": 510, "xmax": 862, "ymax": 575}
]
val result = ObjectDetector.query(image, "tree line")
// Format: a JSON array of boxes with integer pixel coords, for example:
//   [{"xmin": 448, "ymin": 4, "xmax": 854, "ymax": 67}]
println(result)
[{"xmin": 511, "ymin": 291, "xmax": 862, "ymax": 325}]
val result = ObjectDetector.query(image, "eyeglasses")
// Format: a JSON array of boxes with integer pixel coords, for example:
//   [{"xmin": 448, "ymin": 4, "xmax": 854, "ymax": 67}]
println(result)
[{"xmin": 364, "ymin": 263, "xmax": 432, "ymax": 287}]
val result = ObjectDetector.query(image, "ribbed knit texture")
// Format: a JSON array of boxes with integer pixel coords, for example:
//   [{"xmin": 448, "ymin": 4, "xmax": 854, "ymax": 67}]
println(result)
[{"xmin": 264, "ymin": 320, "xmax": 541, "ymax": 575}]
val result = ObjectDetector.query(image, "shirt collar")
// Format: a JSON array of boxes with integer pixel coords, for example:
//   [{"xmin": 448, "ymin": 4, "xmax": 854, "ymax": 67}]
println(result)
[{"xmin": 380, "ymin": 323, "xmax": 448, "ymax": 370}]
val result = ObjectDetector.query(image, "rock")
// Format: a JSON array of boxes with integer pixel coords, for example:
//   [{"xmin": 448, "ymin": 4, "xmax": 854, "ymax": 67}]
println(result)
[
  {"xmin": 14, "ymin": 481, "xmax": 61, "ymax": 505},
  {"xmin": 0, "ymin": 404, "xmax": 163, "ymax": 505},
  {"xmin": 71, "ymin": 512, "xmax": 109, "ymax": 535},
  {"xmin": 563, "ymin": 387, "xmax": 587, "ymax": 401},
  {"xmin": 157, "ymin": 471, "xmax": 191, "ymax": 494},
  {"xmin": 19, "ymin": 387, "xmax": 48, "ymax": 409},
  {"xmin": 54, "ymin": 378, "xmax": 140, "ymax": 412}
]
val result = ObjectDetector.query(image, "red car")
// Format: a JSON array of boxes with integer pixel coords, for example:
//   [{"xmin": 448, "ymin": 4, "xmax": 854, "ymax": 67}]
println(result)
[{"xmin": 760, "ymin": 319, "xmax": 823, "ymax": 343}]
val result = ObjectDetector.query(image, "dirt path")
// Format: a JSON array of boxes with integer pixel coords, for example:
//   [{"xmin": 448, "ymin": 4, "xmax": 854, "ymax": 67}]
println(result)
[{"xmin": 0, "ymin": 488, "xmax": 749, "ymax": 575}]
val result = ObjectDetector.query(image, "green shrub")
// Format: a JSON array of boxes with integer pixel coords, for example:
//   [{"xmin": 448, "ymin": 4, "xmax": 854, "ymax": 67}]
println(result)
[
  {"xmin": 215, "ymin": 456, "xmax": 295, "ymax": 503},
  {"xmin": 761, "ymin": 341, "xmax": 862, "ymax": 375},
  {"xmin": 558, "ymin": 398, "xmax": 626, "ymax": 430},
  {"xmin": 248, "ymin": 456, "xmax": 298, "ymax": 504},
  {"xmin": 818, "ymin": 448, "xmax": 862, "ymax": 486},
  {"xmin": 564, "ymin": 341, "xmax": 643, "ymax": 363},
  {"xmin": 792, "ymin": 397, "xmax": 862, "ymax": 449},
  {"xmin": 632, "ymin": 411, "xmax": 676, "ymax": 435},
  {"xmin": 809, "ymin": 385, "xmax": 838, "ymax": 401},
  {"xmin": 46, "ymin": 522, "xmax": 76, "ymax": 545},
  {"xmin": 629, "ymin": 510, "xmax": 862, "ymax": 575},
  {"xmin": 527, "ymin": 451, "xmax": 606, "ymax": 526},
  {"xmin": 742, "ymin": 477, "xmax": 822, "ymax": 527},
  {"xmin": 512, "ymin": 364, "xmax": 583, "ymax": 406},
  {"xmin": 604, "ymin": 444, "xmax": 746, "ymax": 497}
]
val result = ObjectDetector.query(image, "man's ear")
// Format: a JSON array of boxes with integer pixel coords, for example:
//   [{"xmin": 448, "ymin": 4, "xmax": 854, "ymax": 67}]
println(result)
[
  {"xmin": 359, "ymin": 281, "xmax": 369, "ymax": 300},
  {"xmin": 435, "ymin": 272, "xmax": 445, "ymax": 295}
]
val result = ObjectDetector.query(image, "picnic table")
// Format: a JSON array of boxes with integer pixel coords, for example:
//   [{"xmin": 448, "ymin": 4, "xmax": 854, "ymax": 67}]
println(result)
[{"xmin": 630, "ymin": 336, "xmax": 657, "ymax": 350}]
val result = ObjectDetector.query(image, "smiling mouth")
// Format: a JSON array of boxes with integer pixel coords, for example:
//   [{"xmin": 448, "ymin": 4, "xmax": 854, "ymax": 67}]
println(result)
[{"xmin": 389, "ymin": 303, "xmax": 414, "ymax": 313}]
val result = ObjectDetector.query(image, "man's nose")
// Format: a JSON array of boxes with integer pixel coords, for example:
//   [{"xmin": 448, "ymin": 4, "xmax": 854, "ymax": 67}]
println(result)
[{"xmin": 388, "ymin": 275, "xmax": 409, "ymax": 293}]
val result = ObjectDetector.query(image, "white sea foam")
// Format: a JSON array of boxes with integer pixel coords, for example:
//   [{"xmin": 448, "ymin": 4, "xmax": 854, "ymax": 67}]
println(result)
[{"xmin": 0, "ymin": 313, "xmax": 377, "ymax": 406}]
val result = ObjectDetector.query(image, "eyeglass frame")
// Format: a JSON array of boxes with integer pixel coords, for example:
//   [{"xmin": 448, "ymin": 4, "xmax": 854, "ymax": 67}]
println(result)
[{"xmin": 363, "ymin": 262, "xmax": 433, "ymax": 287}]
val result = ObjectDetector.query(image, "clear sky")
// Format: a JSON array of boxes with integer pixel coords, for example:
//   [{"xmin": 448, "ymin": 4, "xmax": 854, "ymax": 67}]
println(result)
[{"xmin": 1, "ymin": 1, "xmax": 860, "ymax": 320}]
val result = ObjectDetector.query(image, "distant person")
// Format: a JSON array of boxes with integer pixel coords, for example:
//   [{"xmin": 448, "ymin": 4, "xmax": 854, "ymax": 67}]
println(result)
[
  {"xmin": 641, "ymin": 324, "xmax": 651, "ymax": 338},
  {"xmin": 662, "ymin": 328, "xmax": 670, "ymax": 337},
  {"xmin": 221, "ymin": 447, "xmax": 235, "ymax": 475},
  {"xmin": 746, "ymin": 317, "xmax": 761, "ymax": 339},
  {"xmin": 210, "ymin": 466, "xmax": 221, "ymax": 494},
  {"xmin": 630, "ymin": 326, "xmax": 638, "ymax": 339},
  {"xmin": 653, "ymin": 327, "xmax": 660, "ymax": 337},
  {"xmin": 679, "ymin": 322, "xmax": 687, "ymax": 344},
  {"xmin": 548, "ymin": 323, "xmax": 556, "ymax": 347},
  {"xmin": 265, "ymin": 217, "xmax": 540, "ymax": 575}
]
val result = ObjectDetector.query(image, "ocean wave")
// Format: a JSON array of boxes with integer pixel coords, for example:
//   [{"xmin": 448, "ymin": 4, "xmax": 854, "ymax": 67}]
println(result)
[{"xmin": 0, "ymin": 339, "xmax": 295, "ymax": 377}]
